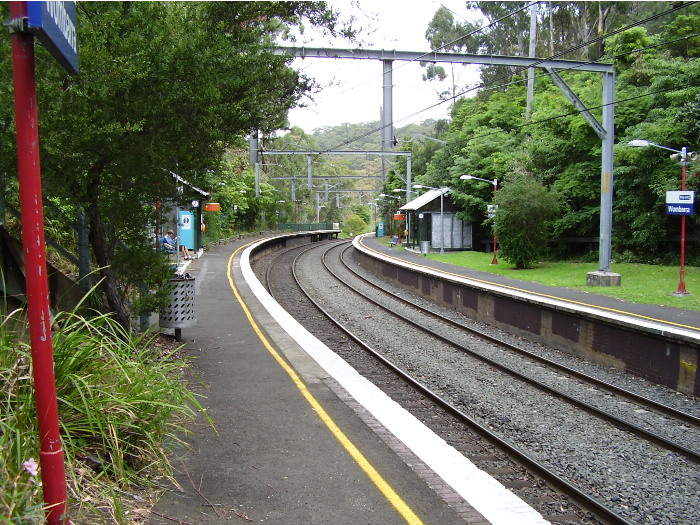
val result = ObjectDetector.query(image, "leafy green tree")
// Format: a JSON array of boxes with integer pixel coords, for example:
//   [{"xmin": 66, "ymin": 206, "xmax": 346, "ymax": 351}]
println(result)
[
  {"xmin": 443, "ymin": 86, "xmax": 524, "ymax": 242},
  {"xmin": 344, "ymin": 214, "xmax": 368, "ymax": 236},
  {"xmin": 350, "ymin": 204, "xmax": 371, "ymax": 225},
  {"xmin": 661, "ymin": 13, "xmax": 700, "ymax": 58},
  {"xmin": 493, "ymin": 171, "xmax": 560, "ymax": 269},
  {"xmin": 0, "ymin": 2, "xmax": 353, "ymax": 329},
  {"xmin": 614, "ymin": 49, "xmax": 700, "ymax": 259}
]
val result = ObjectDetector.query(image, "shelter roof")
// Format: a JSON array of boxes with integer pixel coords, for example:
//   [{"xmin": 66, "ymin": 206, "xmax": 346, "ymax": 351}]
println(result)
[{"xmin": 399, "ymin": 188, "xmax": 450, "ymax": 211}]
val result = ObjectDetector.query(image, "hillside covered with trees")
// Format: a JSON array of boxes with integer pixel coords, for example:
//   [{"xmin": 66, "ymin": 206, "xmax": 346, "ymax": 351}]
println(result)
[{"xmin": 299, "ymin": 1, "xmax": 700, "ymax": 268}]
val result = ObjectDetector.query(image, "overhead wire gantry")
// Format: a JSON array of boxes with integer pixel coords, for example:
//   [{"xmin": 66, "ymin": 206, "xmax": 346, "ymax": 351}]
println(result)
[{"xmin": 273, "ymin": 46, "xmax": 617, "ymax": 284}]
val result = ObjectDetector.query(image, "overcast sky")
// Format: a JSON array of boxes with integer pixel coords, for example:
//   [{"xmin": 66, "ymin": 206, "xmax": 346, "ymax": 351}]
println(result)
[{"xmin": 284, "ymin": 0, "xmax": 481, "ymax": 132}]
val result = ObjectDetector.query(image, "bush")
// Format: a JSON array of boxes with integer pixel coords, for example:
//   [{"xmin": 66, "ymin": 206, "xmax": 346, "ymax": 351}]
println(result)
[
  {"xmin": 494, "ymin": 172, "xmax": 561, "ymax": 269},
  {"xmin": 1, "ymin": 304, "xmax": 205, "ymax": 523},
  {"xmin": 0, "ymin": 310, "xmax": 45, "ymax": 523},
  {"xmin": 343, "ymin": 214, "xmax": 368, "ymax": 236}
]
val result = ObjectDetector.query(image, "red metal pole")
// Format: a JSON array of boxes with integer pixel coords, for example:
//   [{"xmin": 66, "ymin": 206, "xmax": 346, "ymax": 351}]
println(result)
[
  {"xmin": 675, "ymin": 150, "xmax": 689, "ymax": 295},
  {"xmin": 491, "ymin": 180, "xmax": 498, "ymax": 265},
  {"xmin": 10, "ymin": 2, "xmax": 70, "ymax": 523}
]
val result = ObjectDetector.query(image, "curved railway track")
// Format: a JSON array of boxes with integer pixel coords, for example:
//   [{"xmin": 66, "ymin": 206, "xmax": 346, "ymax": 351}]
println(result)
[
  {"xmin": 327, "ymin": 244, "xmax": 700, "ymax": 460},
  {"xmin": 253, "ymin": 238, "xmax": 700, "ymax": 525}
]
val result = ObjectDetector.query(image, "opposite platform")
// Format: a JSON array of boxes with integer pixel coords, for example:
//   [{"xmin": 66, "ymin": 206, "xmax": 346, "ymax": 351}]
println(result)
[{"xmin": 359, "ymin": 234, "xmax": 699, "ymax": 334}]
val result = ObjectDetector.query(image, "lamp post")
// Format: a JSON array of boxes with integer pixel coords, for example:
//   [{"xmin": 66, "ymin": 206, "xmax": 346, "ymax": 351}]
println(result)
[
  {"xmin": 394, "ymin": 188, "xmax": 418, "ymax": 245},
  {"xmin": 413, "ymin": 184, "xmax": 447, "ymax": 255},
  {"xmin": 316, "ymin": 204, "xmax": 325, "ymax": 224},
  {"xmin": 461, "ymin": 175, "xmax": 499, "ymax": 264},
  {"xmin": 628, "ymin": 140, "xmax": 693, "ymax": 295},
  {"xmin": 380, "ymin": 193, "xmax": 402, "ymax": 240},
  {"xmin": 393, "ymin": 187, "xmax": 418, "ymax": 197},
  {"xmin": 315, "ymin": 191, "xmax": 326, "ymax": 224}
]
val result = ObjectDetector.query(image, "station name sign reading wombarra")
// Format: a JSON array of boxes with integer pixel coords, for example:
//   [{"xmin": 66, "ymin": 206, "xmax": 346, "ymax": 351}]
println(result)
[
  {"xmin": 666, "ymin": 191, "xmax": 695, "ymax": 216},
  {"xmin": 27, "ymin": 0, "xmax": 78, "ymax": 75}
]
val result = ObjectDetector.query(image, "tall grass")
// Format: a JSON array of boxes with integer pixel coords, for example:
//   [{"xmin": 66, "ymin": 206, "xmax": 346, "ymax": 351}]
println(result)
[
  {"xmin": 1, "ymin": 303, "xmax": 206, "ymax": 523},
  {"xmin": 1, "ymin": 308, "xmax": 45, "ymax": 524}
]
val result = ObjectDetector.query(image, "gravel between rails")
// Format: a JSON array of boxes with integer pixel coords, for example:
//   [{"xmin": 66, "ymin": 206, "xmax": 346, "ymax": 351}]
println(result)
[{"xmin": 293, "ymin": 243, "xmax": 700, "ymax": 525}]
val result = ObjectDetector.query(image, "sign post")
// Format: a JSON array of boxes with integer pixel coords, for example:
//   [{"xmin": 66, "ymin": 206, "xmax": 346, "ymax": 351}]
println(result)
[
  {"xmin": 666, "ymin": 188, "xmax": 694, "ymax": 296},
  {"xmin": 666, "ymin": 191, "xmax": 695, "ymax": 216},
  {"xmin": 629, "ymin": 140, "xmax": 694, "ymax": 295},
  {"xmin": 9, "ymin": 2, "xmax": 78, "ymax": 523}
]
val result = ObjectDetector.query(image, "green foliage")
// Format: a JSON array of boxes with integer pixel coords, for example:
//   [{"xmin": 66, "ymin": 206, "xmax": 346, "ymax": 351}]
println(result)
[
  {"xmin": 202, "ymin": 210, "xmax": 224, "ymax": 244},
  {"xmin": 615, "ymin": 54, "xmax": 700, "ymax": 256},
  {"xmin": 0, "ymin": 311, "xmax": 45, "ymax": 524},
  {"xmin": 270, "ymin": 121, "xmax": 444, "ymax": 229},
  {"xmin": 606, "ymin": 26, "xmax": 657, "ymax": 68},
  {"xmin": 1, "ymin": 301, "xmax": 205, "ymax": 523},
  {"xmin": 661, "ymin": 13, "xmax": 700, "ymax": 58},
  {"xmin": 494, "ymin": 172, "xmax": 561, "ymax": 269},
  {"xmin": 343, "ymin": 214, "xmax": 368, "ymax": 235},
  {"xmin": 114, "ymin": 240, "xmax": 176, "ymax": 317},
  {"xmin": 0, "ymin": 2, "xmax": 354, "ymax": 330},
  {"xmin": 53, "ymin": 310, "xmax": 200, "ymax": 484},
  {"xmin": 412, "ymin": 2, "xmax": 700, "ymax": 265}
]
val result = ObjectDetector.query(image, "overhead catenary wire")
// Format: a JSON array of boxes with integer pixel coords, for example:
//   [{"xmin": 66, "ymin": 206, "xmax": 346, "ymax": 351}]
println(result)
[
  {"xmin": 394, "ymin": 28, "xmax": 700, "ymax": 138},
  {"xmin": 320, "ymin": 1, "xmax": 696, "ymax": 153},
  {"xmin": 390, "ymin": 1, "xmax": 696, "ymax": 137},
  {"xmin": 280, "ymin": 2, "xmax": 537, "ymax": 165},
  {"xmin": 325, "ymin": 2, "xmax": 539, "ymax": 100},
  {"xmin": 465, "ymin": 84, "xmax": 693, "ymax": 144}
]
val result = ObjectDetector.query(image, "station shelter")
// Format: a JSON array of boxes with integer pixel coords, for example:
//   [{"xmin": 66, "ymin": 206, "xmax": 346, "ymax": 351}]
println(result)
[
  {"xmin": 399, "ymin": 188, "xmax": 472, "ymax": 252},
  {"xmin": 161, "ymin": 201, "xmax": 204, "ymax": 255},
  {"xmin": 159, "ymin": 172, "xmax": 210, "ymax": 257}
]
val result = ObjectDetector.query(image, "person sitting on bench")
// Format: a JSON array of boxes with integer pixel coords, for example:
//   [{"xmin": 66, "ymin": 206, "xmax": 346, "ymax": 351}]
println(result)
[{"xmin": 161, "ymin": 230, "xmax": 177, "ymax": 254}]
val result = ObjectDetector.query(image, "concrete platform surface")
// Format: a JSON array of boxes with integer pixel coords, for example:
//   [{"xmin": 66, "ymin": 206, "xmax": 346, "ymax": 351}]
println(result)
[{"xmin": 147, "ymin": 236, "xmax": 516, "ymax": 525}]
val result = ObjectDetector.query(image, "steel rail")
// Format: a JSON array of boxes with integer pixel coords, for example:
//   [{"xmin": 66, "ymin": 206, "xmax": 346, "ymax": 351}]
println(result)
[
  {"xmin": 339, "ymin": 245, "xmax": 700, "ymax": 428},
  {"xmin": 317, "ymin": 243, "xmax": 700, "ymax": 464},
  {"xmin": 283, "ymin": 241, "xmax": 634, "ymax": 525}
]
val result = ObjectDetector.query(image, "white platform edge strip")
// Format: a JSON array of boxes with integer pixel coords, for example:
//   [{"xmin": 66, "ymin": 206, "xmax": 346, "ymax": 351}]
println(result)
[
  {"xmin": 240, "ymin": 242, "xmax": 548, "ymax": 525},
  {"xmin": 352, "ymin": 235, "xmax": 700, "ymax": 341}
]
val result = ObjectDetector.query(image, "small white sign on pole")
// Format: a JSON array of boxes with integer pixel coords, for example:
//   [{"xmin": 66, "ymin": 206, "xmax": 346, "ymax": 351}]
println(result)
[{"xmin": 666, "ymin": 191, "xmax": 695, "ymax": 215}]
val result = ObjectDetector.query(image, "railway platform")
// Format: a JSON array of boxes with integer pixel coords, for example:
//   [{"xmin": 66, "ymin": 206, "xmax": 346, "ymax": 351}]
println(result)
[
  {"xmin": 360, "ymin": 235, "xmax": 699, "ymax": 333},
  {"xmin": 148, "ymin": 234, "xmax": 547, "ymax": 525}
]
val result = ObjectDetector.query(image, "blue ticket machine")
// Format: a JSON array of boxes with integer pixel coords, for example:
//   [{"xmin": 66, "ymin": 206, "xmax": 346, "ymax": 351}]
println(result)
[
  {"xmin": 377, "ymin": 221, "xmax": 385, "ymax": 237},
  {"xmin": 178, "ymin": 211, "xmax": 195, "ymax": 250}
]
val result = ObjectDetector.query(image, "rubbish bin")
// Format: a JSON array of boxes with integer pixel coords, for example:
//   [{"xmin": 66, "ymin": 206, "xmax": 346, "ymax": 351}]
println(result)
[
  {"xmin": 420, "ymin": 240, "xmax": 431, "ymax": 255},
  {"xmin": 160, "ymin": 276, "xmax": 196, "ymax": 339}
]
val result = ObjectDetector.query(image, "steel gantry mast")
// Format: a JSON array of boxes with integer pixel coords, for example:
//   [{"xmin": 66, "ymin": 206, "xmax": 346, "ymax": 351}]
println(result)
[
  {"xmin": 259, "ymin": 149, "xmax": 413, "ymax": 194},
  {"xmin": 274, "ymin": 47, "xmax": 617, "ymax": 284}
]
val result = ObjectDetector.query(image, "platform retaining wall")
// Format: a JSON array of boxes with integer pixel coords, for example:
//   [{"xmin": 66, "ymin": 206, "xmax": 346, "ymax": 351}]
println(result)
[
  {"xmin": 248, "ymin": 230, "xmax": 341, "ymax": 267},
  {"xmin": 352, "ymin": 243, "xmax": 699, "ymax": 397}
]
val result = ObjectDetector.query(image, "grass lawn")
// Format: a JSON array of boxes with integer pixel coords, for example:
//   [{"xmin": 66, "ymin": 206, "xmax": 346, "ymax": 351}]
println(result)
[{"xmin": 419, "ymin": 250, "xmax": 700, "ymax": 313}]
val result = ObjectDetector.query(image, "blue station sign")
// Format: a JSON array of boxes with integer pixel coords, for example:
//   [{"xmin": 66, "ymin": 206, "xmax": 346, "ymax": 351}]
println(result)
[
  {"xmin": 666, "ymin": 190, "xmax": 695, "ymax": 216},
  {"xmin": 26, "ymin": 1, "xmax": 78, "ymax": 75}
]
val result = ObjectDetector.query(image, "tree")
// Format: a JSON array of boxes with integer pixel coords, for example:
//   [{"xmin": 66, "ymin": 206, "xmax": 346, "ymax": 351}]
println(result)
[
  {"xmin": 493, "ymin": 171, "xmax": 560, "ymax": 269},
  {"xmin": 614, "ymin": 47, "xmax": 700, "ymax": 259},
  {"xmin": 422, "ymin": 6, "xmax": 485, "ymax": 100},
  {"xmin": 344, "ymin": 215, "xmax": 368, "ymax": 236},
  {"xmin": 1, "ymin": 2, "xmax": 353, "ymax": 329}
]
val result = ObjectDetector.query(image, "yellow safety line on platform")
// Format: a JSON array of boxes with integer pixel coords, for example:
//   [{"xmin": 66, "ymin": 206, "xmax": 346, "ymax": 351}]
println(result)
[
  {"xmin": 360, "ymin": 237, "xmax": 699, "ymax": 333},
  {"xmin": 226, "ymin": 246, "xmax": 424, "ymax": 525}
]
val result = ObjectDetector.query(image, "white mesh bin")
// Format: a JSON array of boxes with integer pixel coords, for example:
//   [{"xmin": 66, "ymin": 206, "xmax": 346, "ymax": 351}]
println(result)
[{"xmin": 159, "ymin": 277, "xmax": 196, "ymax": 329}]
